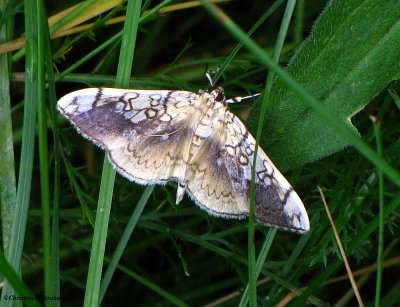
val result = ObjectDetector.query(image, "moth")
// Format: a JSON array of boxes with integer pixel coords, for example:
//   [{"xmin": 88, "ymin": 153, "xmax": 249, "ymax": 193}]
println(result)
[{"xmin": 57, "ymin": 86, "xmax": 310, "ymax": 233}]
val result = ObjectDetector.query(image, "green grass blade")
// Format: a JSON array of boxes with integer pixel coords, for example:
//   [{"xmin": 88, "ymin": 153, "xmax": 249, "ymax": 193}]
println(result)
[
  {"xmin": 83, "ymin": 1, "xmax": 143, "ymax": 306},
  {"xmin": 212, "ymin": 0, "xmax": 285, "ymax": 84},
  {"xmin": 44, "ymin": 6, "xmax": 62, "ymax": 305},
  {"xmin": 373, "ymin": 117, "xmax": 384, "ymax": 307},
  {"xmin": 0, "ymin": 0, "xmax": 44, "ymax": 304},
  {"xmin": 115, "ymin": 3, "xmax": 141, "ymax": 87},
  {"xmin": 268, "ymin": 231, "xmax": 312, "ymax": 301},
  {"xmin": 64, "ymin": 234, "xmax": 190, "ymax": 306},
  {"xmin": 12, "ymin": 0, "xmax": 107, "ymax": 62},
  {"xmin": 57, "ymin": 32, "xmax": 122, "ymax": 82},
  {"xmin": 57, "ymin": 0, "xmax": 174, "ymax": 82},
  {"xmin": 0, "ymin": 0, "xmax": 16, "ymax": 254},
  {"xmin": 247, "ymin": 1, "xmax": 296, "ymax": 305},
  {"xmin": 142, "ymin": 222, "xmax": 325, "ymax": 306},
  {"xmin": 99, "ymin": 186, "xmax": 154, "ymax": 304},
  {"xmin": 380, "ymin": 280, "xmax": 400, "ymax": 307},
  {"xmin": 37, "ymin": 3, "xmax": 52, "ymax": 303},
  {"xmin": 389, "ymin": 89, "xmax": 400, "ymax": 111},
  {"xmin": 239, "ymin": 229, "xmax": 277, "ymax": 306},
  {"xmin": 83, "ymin": 159, "xmax": 116, "ymax": 307},
  {"xmin": 116, "ymin": 263, "xmax": 191, "ymax": 307},
  {"xmin": 0, "ymin": 252, "xmax": 41, "ymax": 307},
  {"xmin": 294, "ymin": 0, "xmax": 305, "ymax": 44},
  {"xmin": 47, "ymin": 0, "xmax": 101, "ymax": 34},
  {"xmin": 291, "ymin": 193, "xmax": 400, "ymax": 305}
]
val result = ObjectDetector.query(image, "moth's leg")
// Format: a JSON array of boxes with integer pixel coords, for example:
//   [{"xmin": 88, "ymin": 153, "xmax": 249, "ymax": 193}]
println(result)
[
  {"xmin": 176, "ymin": 182, "xmax": 187, "ymax": 204},
  {"xmin": 205, "ymin": 71, "xmax": 214, "ymax": 87},
  {"xmin": 205, "ymin": 68, "xmax": 221, "ymax": 87}
]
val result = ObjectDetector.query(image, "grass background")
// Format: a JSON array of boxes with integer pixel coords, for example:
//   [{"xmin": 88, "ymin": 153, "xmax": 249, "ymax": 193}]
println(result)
[{"xmin": 0, "ymin": 0, "xmax": 399, "ymax": 306}]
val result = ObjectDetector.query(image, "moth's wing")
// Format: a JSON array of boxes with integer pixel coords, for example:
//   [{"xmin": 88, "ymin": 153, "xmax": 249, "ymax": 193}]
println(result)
[
  {"xmin": 186, "ymin": 110, "xmax": 309, "ymax": 233},
  {"xmin": 57, "ymin": 88, "xmax": 200, "ymax": 184}
]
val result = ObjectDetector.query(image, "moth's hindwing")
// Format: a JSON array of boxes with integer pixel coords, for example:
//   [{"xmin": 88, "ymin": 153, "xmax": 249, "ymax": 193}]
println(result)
[{"xmin": 58, "ymin": 87, "xmax": 309, "ymax": 233}]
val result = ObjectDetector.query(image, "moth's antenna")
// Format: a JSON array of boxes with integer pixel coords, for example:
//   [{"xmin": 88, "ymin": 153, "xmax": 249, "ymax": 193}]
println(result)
[{"xmin": 225, "ymin": 93, "xmax": 261, "ymax": 104}]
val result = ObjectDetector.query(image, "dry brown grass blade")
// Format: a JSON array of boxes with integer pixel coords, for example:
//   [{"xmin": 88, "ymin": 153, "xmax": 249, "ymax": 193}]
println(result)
[
  {"xmin": 0, "ymin": 0, "xmax": 123, "ymax": 54},
  {"xmin": 0, "ymin": 0, "xmax": 230, "ymax": 55},
  {"xmin": 204, "ymin": 277, "xmax": 270, "ymax": 307},
  {"xmin": 325, "ymin": 255, "xmax": 400, "ymax": 285},
  {"xmin": 318, "ymin": 186, "xmax": 364, "ymax": 307}
]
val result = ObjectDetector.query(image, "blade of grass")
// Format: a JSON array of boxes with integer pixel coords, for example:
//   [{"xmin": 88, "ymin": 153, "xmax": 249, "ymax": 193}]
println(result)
[
  {"xmin": 0, "ymin": 0, "xmax": 178, "ymax": 55},
  {"xmin": 281, "ymin": 232, "xmax": 311, "ymax": 277},
  {"xmin": 0, "ymin": 252, "xmax": 41, "ymax": 307},
  {"xmin": 98, "ymin": 186, "xmax": 154, "ymax": 304},
  {"xmin": 246, "ymin": 1, "xmax": 297, "ymax": 305},
  {"xmin": 36, "ymin": 2, "xmax": 52, "ymax": 303},
  {"xmin": 372, "ymin": 116, "xmax": 384, "ymax": 307},
  {"xmin": 290, "ymin": 193, "xmax": 400, "ymax": 305},
  {"xmin": 268, "ymin": 230, "xmax": 312, "ymax": 302},
  {"xmin": 115, "ymin": 262, "xmax": 191, "ymax": 307},
  {"xmin": 239, "ymin": 229, "xmax": 277, "ymax": 307},
  {"xmin": 141, "ymin": 221, "xmax": 325, "ymax": 306},
  {"xmin": 3, "ymin": 0, "xmax": 223, "ymax": 56},
  {"xmin": 12, "ymin": 0, "xmax": 123, "ymax": 62},
  {"xmin": 0, "ymin": 0, "xmax": 45, "ymax": 304},
  {"xmin": 379, "ymin": 272, "xmax": 400, "ymax": 306},
  {"xmin": 63, "ymin": 235, "xmax": 190, "ymax": 306},
  {"xmin": 48, "ymin": 0, "xmax": 124, "ymax": 34},
  {"xmin": 0, "ymin": 0, "xmax": 16, "ymax": 254},
  {"xmin": 56, "ymin": 0, "xmax": 174, "ymax": 82},
  {"xmin": 99, "ymin": 186, "xmax": 154, "ymax": 304},
  {"xmin": 83, "ymin": 1, "xmax": 143, "ymax": 306},
  {"xmin": 332, "ymin": 240, "xmax": 398, "ymax": 307},
  {"xmin": 293, "ymin": 0, "xmax": 304, "ymax": 44},
  {"xmin": 388, "ymin": 89, "xmax": 400, "ymax": 110},
  {"xmin": 83, "ymin": 159, "xmax": 116, "ymax": 307},
  {"xmin": 212, "ymin": 0, "xmax": 285, "ymax": 84},
  {"xmin": 44, "ymin": 5, "xmax": 62, "ymax": 305},
  {"xmin": 199, "ymin": 0, "xmax": 400, "ymax": 188},
  {"xmin": 319, "ymin": 187, "xmax": 364, "ymax": 306},
  {"xmin": 57, "ymin": 31, "xmax": 122, "ymax": 82}
]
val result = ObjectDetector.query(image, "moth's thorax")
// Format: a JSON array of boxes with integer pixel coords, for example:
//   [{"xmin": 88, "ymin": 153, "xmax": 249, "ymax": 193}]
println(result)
[
  {"xmin": 208, "ymin": 86, "xmax": 226, "ymax": 104},
  {"xmin": 197, "ymin": 86, "xmax": 227, "ymax": 113},
  {"xmin": 208, "ymin": 86, "xmax": 225, "ymax": 100}
]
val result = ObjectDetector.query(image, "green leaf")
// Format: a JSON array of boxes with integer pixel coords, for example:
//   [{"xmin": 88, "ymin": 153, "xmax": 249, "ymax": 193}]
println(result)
[{"xmin": 249, "ymin": 0, "xmax": 400, "ymax": 170}]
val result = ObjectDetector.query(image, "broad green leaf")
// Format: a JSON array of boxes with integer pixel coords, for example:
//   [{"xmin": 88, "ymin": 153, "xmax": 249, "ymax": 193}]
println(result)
[{"xmin": 248, "ymin": 0, "xmax": 400, "ymax": 170}]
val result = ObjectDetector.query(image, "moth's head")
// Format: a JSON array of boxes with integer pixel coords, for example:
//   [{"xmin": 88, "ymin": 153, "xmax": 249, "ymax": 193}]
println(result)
[{"xmin": 208, "ymin": 86, "xmax": 226, "ymax": 103}]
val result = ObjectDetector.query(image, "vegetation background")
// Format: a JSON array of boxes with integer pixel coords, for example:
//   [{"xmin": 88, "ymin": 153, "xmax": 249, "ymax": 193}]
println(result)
[{"xmin": 0, "ymin": 0, "xmax": 399, "ymax": 306}]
